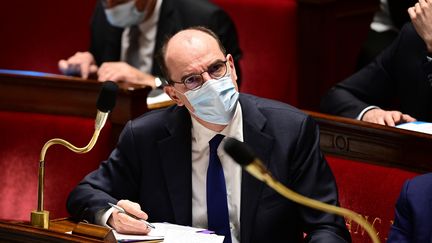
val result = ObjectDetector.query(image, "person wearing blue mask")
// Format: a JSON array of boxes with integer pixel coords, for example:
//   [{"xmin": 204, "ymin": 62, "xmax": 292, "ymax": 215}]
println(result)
[
  {"xmin": 67, "ymin": 26, "xmax": 351, "ymax": 243},
  {"xmin": 58, "ymin": 0, "xmax": 242, "ymax": 89}
]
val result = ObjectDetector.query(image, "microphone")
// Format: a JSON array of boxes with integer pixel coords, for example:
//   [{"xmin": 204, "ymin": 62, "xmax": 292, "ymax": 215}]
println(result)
[
  {"xmin": 95, "ymin": 81, "xmax": 118, "ymax": 130},
  {"xmin": 223, "ymin": 137, "xmax": 381, "ymax": 243},
  {"xmin": 31, "ymin": 81, "xmax": 118, "ymax": 229}
]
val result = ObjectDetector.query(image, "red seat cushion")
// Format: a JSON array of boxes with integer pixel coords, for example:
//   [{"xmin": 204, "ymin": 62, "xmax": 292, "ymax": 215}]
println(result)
[{"xmin": 0, "ymin": 111, "xmax": 112, "ymax": 221}]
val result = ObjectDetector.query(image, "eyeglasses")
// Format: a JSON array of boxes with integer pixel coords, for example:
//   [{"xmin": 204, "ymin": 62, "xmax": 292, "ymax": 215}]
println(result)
[{"xmin": 170, "ymin": 59, "xmax": 228, "ymax": 90}]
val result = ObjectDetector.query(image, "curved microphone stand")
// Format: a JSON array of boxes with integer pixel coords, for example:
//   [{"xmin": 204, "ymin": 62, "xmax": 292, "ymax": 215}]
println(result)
[{"xmin": 31, "ymin": 81, "xmax": 118, "ymax": 228}]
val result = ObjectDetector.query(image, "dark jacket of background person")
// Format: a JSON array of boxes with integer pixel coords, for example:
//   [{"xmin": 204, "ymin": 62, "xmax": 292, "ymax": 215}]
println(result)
[
  {"xmin": 356, "ymin": 0, "xmax": 417, "ymax": 69},
  {"xmin": 387, "ymin": 173, "xmax": 432, "ymax": 242},
  {"xmin": 321, "ymin": 23, "xmax": 432, "ymax": 122}
]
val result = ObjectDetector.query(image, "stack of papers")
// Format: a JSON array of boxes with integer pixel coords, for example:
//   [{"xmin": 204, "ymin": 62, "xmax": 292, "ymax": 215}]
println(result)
[
  {"xmin": 396, "ymin": 121, "xmax": 432, "ymax": 135},
  {"xmin": 114, "ymin": 222, "xmax": 224, "ymax": 243}
]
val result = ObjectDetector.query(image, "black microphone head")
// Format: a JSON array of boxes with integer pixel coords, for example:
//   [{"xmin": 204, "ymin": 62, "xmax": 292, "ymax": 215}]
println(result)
[
  {"xmin": 223, "ymin": 137, "xmax": 255, "ymax": 166},
  {"xmin": 97, "ymin": 81, "xmax": 118, "ymax": 112}
]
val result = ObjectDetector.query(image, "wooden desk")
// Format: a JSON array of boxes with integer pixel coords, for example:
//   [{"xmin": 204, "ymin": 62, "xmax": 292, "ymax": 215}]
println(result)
[
  {"xmin": 0, "ymin": 69, "xmax": 152, "ymax": 140},
  {"xmin": 0, "ymin": 218, "xmax": 115, "ymax": 242},
  {"xmin": 306, "ymin": 110, "xmax": 432, "ymax": 172}
]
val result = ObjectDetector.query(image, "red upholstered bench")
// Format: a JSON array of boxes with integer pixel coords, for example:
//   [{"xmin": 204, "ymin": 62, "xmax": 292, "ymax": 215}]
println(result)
[
  {"xmin": 0, "ymin": 111, "xmax": 112, "ymax": 221},
  {"xmin": 212, "ymin": 0, "xmax": 298, "ymax": 106},
  {"xmin": 326, "ymin": 155, "xmax": 419, "ymax": 242}
]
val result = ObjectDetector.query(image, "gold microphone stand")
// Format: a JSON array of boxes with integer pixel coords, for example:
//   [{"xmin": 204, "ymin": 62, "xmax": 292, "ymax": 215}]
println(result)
[
  {"xmin": 245, "ymin": 160, "xmax": 381, "ymax": 243},
  {"xmin": 30, "ymin": 111, "xmax": 108, "ymax": 228}
]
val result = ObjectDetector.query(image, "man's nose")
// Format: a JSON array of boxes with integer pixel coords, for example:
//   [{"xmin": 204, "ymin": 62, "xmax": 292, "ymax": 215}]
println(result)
[{"xmin": 202, "ymin": 72, "xmax": 213, "ymax": 82}]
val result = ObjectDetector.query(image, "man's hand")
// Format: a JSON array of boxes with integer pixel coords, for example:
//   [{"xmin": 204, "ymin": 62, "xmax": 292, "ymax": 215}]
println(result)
[
  {"xmin": 58, "ymin": 52, "xmax": 98, "ymax": 79},
  {"xmin": 408, "ymin": 0, "xmax": 432, "ymax": 52},
  {"xmin": 362, "ymin": 108, "xmax": 416, "ymax": 126},
  {"xmin": 97, "ymin": 62, "xmax": 157, "ymax": 88},
  {"xmin": 108, "ymin": 199, "xmax": 152, "ymax": 235}
]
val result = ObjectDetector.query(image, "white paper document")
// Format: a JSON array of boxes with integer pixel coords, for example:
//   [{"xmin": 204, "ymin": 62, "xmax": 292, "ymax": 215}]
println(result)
[
  {"xmin": 114, "ymin": 222, "xmax": 224, "ymax": 243},
  {"xmin": 163, "ymin": 229, "xmax": 224, "ymax": 243},
  {"xmin": 396, "ymin": 121, "xmax": 432, "ymax": 135},
  {"xmin": 147, "ymin": 92, "xmax": 171, "ymax": 105}
]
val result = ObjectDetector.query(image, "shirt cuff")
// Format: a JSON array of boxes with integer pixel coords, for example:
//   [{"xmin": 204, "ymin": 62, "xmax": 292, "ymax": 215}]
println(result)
[
  {"xmin": 154, "ymin": 77, "xmax": 162, "ymax": 88},
  {"xmin": 96, "ymin": 207, "xmax": 115, "ymax": 228},
  {"xmin": 356, "ymin": 106, "xmax": 379, "ymax": 120}
]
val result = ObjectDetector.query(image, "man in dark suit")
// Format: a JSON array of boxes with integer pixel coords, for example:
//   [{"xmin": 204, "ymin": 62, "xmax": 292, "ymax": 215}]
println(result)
[
  {"xmin": 67, "ymin": 26, "xmax": 350, "ymax": 243},
  {"xmin": 320, "ymin": 0, "xmax": 432, "ymax": 126},
  {"xmin": 387, "ymin": 173, "xmax": 432, "ymax": 242},
  {"xmin": 58, "ymin": 0, "xmax": 241, "ymax": 88},
  {"xmin": 356, "ymin": 0, "xmax": 417, "ymax": 69}
]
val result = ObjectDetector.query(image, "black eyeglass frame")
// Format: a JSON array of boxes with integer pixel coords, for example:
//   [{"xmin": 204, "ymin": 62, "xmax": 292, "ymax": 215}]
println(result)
[{"xmin": 167, "ymin": 58, "xmax": 229, "ymax": 91}]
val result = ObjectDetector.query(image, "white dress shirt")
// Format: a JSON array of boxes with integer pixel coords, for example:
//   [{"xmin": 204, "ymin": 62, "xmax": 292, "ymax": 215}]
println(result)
[{"xmin": 191, "ymin": 103, "xmax": 243, "ymax": 243}]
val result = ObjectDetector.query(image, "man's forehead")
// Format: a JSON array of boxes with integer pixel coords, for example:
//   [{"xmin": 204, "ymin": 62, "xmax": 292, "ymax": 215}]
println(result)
[
  {"xmin": 166, "ymin": 29, "xmax": 218, "ymax": 55},
  {"xmin": 165, "ymin": 29, "xmax": 222, "ymax": 75}
]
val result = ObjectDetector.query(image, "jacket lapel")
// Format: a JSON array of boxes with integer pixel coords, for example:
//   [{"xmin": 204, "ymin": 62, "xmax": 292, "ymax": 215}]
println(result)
[
  {"xmin": 158, "ymin": 106, "xmax": 193, "ymax": 226},
  {"xmin": 238, "ymin": 95, "xmax": 274, "ymax": 243}
]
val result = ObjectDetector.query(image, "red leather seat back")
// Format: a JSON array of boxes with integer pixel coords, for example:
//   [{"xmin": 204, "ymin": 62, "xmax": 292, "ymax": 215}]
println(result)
[
  {"xmin": 0, "ymin": 1, "xmax": 96, "ymax": 74},
  {"xmin": 0, "ymin": 111, "xmax": 112, "ymax": 221},
  {"xmin": 212, "ymin": 0, "xmax": 298, "ymax": 106},
  {"xmin": 326, "ymin": 155, "xmax": 419, "ymax": 242}
]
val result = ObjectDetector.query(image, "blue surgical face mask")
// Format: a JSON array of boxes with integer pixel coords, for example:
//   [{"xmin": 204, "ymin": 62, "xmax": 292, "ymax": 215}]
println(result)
[
  {"xmin": 184, "ymin": 75, "xmax": 239, "ymax": 125},
  {"xmin": 104, "ymin": 1, "xmax": 146, "ymax": 28}
]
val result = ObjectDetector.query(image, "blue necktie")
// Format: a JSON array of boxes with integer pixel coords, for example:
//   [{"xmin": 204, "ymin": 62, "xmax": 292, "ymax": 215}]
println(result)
[{"xmin": 207, "ymin": 134, "xmax": 232, "ymax": 243}]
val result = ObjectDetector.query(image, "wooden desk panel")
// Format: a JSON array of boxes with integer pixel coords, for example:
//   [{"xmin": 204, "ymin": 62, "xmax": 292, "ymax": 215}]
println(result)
[
  {"xmin": 0, "ymin": 218, "xmax": 115, "ymax": 242},
  {"xmin": 306, "ymin": 110, "xmax": 432, "ymax": 172},
  {"xmin": 0, "ymin": 70, "xmax": 152, "ymax": 141}
]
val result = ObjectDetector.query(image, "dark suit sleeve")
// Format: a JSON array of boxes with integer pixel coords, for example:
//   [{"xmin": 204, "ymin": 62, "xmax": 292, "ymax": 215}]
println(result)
[
  {"xmin": 319, "ymin": 60, "xmax": 394, "ymax": 119},
  {"xmin": 387, "ymin": 0, "xmax": 417, "ymax": 30},
  {"xmin": 386, "ymin": 180, "xmax": 412, "ymax": 243},
  {"xmin": 67, "ymin": 121, "xmax": 142, "ymax": 223},
  {"xmin": 320, "ymin": 24, "xmax": 406, "ymax": 119},
  {"xmin": 290, "ymin": 116, "xmax": 351, "ymax": 242}
]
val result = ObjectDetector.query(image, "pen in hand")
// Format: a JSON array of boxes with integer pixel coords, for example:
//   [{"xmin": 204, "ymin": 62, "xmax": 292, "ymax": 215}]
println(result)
[{"xmin": 108, "ymin": 202, "xmax": 156, "ymax": 229}]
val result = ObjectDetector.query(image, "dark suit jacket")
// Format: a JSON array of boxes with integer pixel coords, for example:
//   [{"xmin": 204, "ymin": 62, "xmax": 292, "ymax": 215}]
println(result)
[
  {"xmin": 321, "ymin": 23, "xmax": 432, "ymax": 122},
  {"xmin": 89, "ymin": 0, "xmax": 242, "ymax": 81},
  {"xmin": 387, "ymin": 0, "xmax": 417, "ymax": 30},
  {"xmin": 387, "ymin": 173, "xmax": 432, "ymax": 242},
  {"xmin": 67, "ymin": 94, "xmax": 350, "ymax": 243}
]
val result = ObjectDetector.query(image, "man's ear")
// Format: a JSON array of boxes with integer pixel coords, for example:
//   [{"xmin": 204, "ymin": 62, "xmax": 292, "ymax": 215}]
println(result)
[
  {"xmin": 164, "ymin": 85, "xmax": 184, "ymax": 106},
  {"xmin": 227, "ymin": 54, "xmax": 238, "ymax": 89}
]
